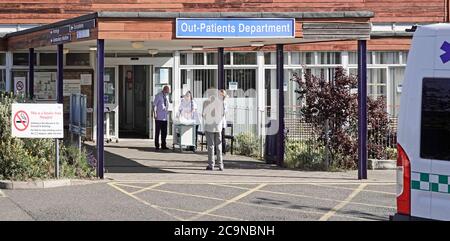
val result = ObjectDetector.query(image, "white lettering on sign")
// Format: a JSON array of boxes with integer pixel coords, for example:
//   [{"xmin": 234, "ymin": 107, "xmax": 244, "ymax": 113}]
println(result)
[{"xmin": 11, "ymin": 103, "xmax": 64, "ymax": 138}]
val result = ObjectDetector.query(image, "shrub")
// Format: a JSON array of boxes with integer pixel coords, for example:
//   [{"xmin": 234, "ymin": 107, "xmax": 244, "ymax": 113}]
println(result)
[
  {"xmin": 0, "ymin": 92, "xmax": 95, "ymax": 181},
  {"xmin": 291, "ymin": 68, "xmax": 391, "ymax": 169},
  {"xmin": 235, "ymin": 132, "xmax": 260, "ymax": 158},
  {"xmin": 285, "ymin": 140, "xmax": 327, "ymax": 170}
]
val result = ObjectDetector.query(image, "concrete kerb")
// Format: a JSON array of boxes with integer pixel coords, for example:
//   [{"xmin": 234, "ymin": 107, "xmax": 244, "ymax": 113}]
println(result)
[{"xmin": 0, "ymin": 179, "xmax": 106, "ymax": 190}]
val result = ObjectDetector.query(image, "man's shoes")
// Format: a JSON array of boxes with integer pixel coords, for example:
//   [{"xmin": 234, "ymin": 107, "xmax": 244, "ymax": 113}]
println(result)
[
  {"xmin": 218, "ymin": 165, "xmax": 224, "ymax": 171},
  {"xmin": 155, "ymin": 147, "xmax": 160, "ymax": 151},
  {"xmin": 161, "ymin": 146, "xmax": 170, "ymax": 150},
  {"xmin": 205, "ymin": 166, "xmax": 213, "ymax": 171}
]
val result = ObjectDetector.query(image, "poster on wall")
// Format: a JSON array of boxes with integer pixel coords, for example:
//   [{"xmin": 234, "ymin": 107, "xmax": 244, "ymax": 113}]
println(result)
[
  {"xmin": 34, "ymin": 72, "xmax": 56, "ymax": 100},
  {"xmin": 159, "ymin": 68, "xmax": 169, "ymax": 84},
  {"xmin": 63, "ymin": 79, "xmax": 81, "ymax": 96},
  {"xmin": 80, "ymin": 74, "xmax": 92, "ymax": 85}
]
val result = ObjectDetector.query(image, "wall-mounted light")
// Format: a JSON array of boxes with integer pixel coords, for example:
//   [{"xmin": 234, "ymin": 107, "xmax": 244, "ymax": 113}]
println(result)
[
  {"xmin": 63, "ymin": 48, "xmax": 70, "ymax": 54},
  {"xmin": 131, "ymin": 41, "xmax": 144, "ymax": 49},
  {"xmin": 192, "ymin": 46, "xmax": 203, "ymax": 51},
  {"xmin": 89, "ymin": 46, "xmax": 97, "ymax": 51},
  {"xmin": 250, "ymin": 41, "xmax": 264, "ymax": 47},
  {"xmin": 148, "ymin": 49, "xmax": 158, "ymax": 55}
]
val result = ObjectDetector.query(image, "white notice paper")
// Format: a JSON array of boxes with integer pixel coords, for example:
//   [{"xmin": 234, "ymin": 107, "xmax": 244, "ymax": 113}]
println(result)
[{"xmin": 80, "ymin": 74, "xmax": 92, "ymax": 85}]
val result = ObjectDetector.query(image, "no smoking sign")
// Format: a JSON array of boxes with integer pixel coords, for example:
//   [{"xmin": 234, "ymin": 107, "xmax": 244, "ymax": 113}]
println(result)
[
  {"xmin": 11, "ymin": 103, "xmax": 64, "ymax": 138},
  {"xmin": 13, "ymin": 110, "xmax": 29, "ymax": 131}
]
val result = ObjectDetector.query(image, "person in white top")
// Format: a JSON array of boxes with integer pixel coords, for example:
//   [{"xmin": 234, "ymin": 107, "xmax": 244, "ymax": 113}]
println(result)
[
  {"xmin": 178, "ymin": 91, "xmax": 198, "ymax": 122},
  {"xmin": 178, "ymin": 91, "xmax": 199, "ymax": 151},
  {"xmin": 219, "ymin": 89, "xmax": 228, "ymax": 154}
]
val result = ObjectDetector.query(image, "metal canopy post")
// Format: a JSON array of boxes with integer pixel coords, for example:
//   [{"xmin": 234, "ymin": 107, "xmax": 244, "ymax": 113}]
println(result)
[
  {"xmin": 357, "ymin": 40, "xmax": 368, "ymax": 180},
  {"xmin": 218, "ymin": 47, "xmax": 225, "ymax": 90},
  {"xmin": 55, "ymin": 44, "xmax": 64, "ymax": 178},
  {"xmin": 28, "ymin": 48, "xmax": 34, "ymax": 100},
  {"xmin": 96, "ymin": 39, "xmax": 105, "ymax": 179},
  {"xmin": 276, "ymin": 44, "xmax": 285, "ymax": 167}
]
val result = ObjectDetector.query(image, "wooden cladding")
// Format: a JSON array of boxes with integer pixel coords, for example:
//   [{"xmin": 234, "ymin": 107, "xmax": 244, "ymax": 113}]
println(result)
[{"xmin": 0, "ymin": 0, "xmax": 445, "ymax": 24}]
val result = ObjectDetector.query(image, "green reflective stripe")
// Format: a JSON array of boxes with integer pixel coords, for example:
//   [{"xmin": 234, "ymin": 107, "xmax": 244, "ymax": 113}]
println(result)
[{"xmin": 411, "ymin": 171, "xmax": 450, "ymax": 194}]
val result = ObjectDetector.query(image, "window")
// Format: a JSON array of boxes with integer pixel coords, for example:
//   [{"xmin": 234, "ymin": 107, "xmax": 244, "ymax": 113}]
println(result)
[
  {"xmin": 225, "ymin": 69, "xmax": 256, "ymax": 94},
  {"xmin": 264, "ymin": 52, "xmax": 272, "ymax": 65},
  {"xmin": 193, "ymin": 53, "xmax": 204, "ymax": 65},
  {"xmin": 291, "ymin": 52, "xmax": 314, "ymax": 65},
  {"xmin": 0, "ymin": 69, "xmax": 5, "ymax": 92},
  {"xmin": 421, "ymin": 78, "xmax": 450, "ymax": 160},
  {"xmin": 13, "ymin": 53, "xmax": 37, "ymax": 66},
  {"xmin": 206, "ymin": 53, "xmax": 217, "ymax": 65},
  {"xmin": 349, "ymin": 52, "xmax": 373, "ymax": 65},
  {"xmin": 0, "ymin": 53, "xmax": 6, "ymax": 66},
  {"xmin": 373, "ymin": 52, "xmax": 400, "ymax": 64},
  {"xmin": 367, "ymin": 68, "xmax": 387, "ymax": 99},
  {"xmin": 66, "ymin": 53, "xmax": 90, "ymax": 66},
  {"xmin": 233, "ymin": 52, "xmax": 256, "ymax": 65},
  {"xmin": 39, "ymin": 53, "xmax": 57, "ymax": 66},
  {"xmin": 318, "ymin": 52, "xmax": 341, "ymax": 64},
  {"xmin": 180, "ymin": 53, "xmax": 187, "ymax": 65},
  {"xmin": 191, "ymin": 69, "xmax": 217, "ymax": 98}
]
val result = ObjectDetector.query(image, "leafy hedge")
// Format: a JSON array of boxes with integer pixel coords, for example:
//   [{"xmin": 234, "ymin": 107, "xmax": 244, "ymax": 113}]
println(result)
[
  {"xmin": 235, "ymin": 132, "xmax": 261, "ymax": 158},
  {"xmin": 0, "ymin": 92, "xmax": 96, "ymax": 181}
]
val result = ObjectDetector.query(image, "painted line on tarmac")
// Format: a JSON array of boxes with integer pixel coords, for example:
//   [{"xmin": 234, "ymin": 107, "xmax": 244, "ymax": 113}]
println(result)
[
  {"xmin": 209, "ymin": 183, "xmax": 394, "ymax": 209},
  {"xmin": 311, "ymin": 183, "xmax": 396, "ymax": 196},
  {"xmin": 112, "ymin": 182, "xmax": 375, "ymax": 221},
  {"xmin": 319, "ymin": 183, "xmax": 368, "ymax": 221},
  {"xmin": 108, "ymin": 182, "xmax": 184, "ymax": 221},
  {"xmin": 131, "ymin": 183, "xmax": 166, "ymax": 195},
  {"xmin": 110, "ymin": 180, "xmax": 396, "ymax": 185},
  {"xmin": 0, "ymin": 189, "xmax": 5, "ymax": 197},
  {"xmin": 109, "ymin": 182, "xmax": 243, "ymax": 221},
  {"xmin": 188, "ymin": 184, "xmax": 267, "ymax": 221}
]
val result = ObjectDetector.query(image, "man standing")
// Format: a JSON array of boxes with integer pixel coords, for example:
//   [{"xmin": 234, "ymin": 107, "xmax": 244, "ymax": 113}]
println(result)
[
  {"xmin": 202, "ymin": 91, "xmax": 225, "ymax": 171},
  {"xmin": 153, "ymin": 85, "xmax": 171, "ymax": 150}
]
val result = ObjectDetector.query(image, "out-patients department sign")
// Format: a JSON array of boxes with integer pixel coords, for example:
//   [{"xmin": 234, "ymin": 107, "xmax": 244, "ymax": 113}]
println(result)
[
  {"xmin": 11, "ymin": 103, "xmax": 64, "ymax": 138},
  {"xmin": 176, "ymin": 18, "xmax": 295, "ymax": 38}
]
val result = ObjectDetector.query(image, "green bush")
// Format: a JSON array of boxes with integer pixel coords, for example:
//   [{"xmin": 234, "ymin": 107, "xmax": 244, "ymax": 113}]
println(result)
[
  {"xmin": 386, "ymin": 147, "xmax": 398, "ymax": 160},
  {"xmin": 285, "ymin": 140, "xmax": 328, "ymax": 171},
  {"xmin": 0, "ymin": 92, "xmax": 95, "ymax": 181},
  {"xmin": 235, "ymin": 132, "xmax": 261, "ymax": 158}
]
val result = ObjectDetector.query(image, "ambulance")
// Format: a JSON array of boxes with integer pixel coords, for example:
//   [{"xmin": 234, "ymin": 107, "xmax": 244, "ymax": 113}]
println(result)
[{"xmin": 392, "ymin": 24, "xmax": 450, "ymax": 221}]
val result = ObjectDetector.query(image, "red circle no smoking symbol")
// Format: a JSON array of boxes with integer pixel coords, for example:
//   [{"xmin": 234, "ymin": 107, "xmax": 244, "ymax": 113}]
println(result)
[
  {"xmin": 16, "ymin": 81, "xmax": 24, "ymax": 91},
  {"xmin": 13, "ymin": 110, "xmax": 29, "ymax": 131}
]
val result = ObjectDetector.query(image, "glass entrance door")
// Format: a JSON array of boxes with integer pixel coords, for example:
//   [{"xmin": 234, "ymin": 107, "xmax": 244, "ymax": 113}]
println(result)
[{"xmin": 104, "ymin": 66, "xmax": 119, "ymax": 142}]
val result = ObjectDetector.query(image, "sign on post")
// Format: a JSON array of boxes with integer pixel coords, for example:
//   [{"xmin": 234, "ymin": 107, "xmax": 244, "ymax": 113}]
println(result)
[{"xmin": 11, "ymin": 103, "xmax": 64, "ymax": 138}]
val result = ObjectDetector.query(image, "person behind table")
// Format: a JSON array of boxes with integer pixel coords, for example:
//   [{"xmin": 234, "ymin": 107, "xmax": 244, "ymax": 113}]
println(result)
[
  {"xmin": 178, "ymin": 90, "xmax": 197, "ymax": 121},
  {"xmin": 179, "ymin": 90, "xmax": 199, "ymax": 151},
  {"xmin": 202, "ymin": 90, "xmax": 224, "ymax": 171},
  {"xmin": 153, "ymin": 85, "xmax": 170, "ymax": 150}
]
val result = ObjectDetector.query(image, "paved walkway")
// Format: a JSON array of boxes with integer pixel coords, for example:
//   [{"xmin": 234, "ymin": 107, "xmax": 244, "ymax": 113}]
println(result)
[{"xmin": 88, "ymin": 139, "xmax": 395, "ymax": 184}]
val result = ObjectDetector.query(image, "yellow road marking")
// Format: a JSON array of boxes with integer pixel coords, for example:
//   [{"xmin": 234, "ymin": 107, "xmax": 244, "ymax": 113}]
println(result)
[
  {"xmin": 109, "ymin": 182, "xmax": 243, "ymax": 221},
  {"xmin": 311, "ymin": 183, "xmax": 396, "ymax": 195},
  {"xmin": 115, "ymin": 183, "xmax": 155, "ymax": 189},
  {"xmin": 109, "ymin": 180, "xmax": 395, "ymax": 185},
  {"xmin": 319, "ymin": 183, "xmax": 368, "ymax": 221},
  {"xmin": 108, "ymin": 182, "xmax": 184, "ymax": 221},
  {"xmin": 158, "ymin": 206, "xmax": 245, "ymax": 221},
  {"xmin": 188, "ymin": 184, "xmax": 267, "ymax": 221},
  {"xmin": 131, "ymin": 183, "xmax": 166, "ymax": 195},
  {"xmin": 110, "ymin": 182, "xmax": 381, "ymax": 221},
  {"xmin": 209, "ymin": 183, "xmax": 394, "ymax": 209}
]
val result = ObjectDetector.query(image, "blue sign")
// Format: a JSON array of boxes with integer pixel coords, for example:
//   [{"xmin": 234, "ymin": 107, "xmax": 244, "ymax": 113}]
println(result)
[
  {"xmin": 176, "ymin": 18, "xmax": 295, "ymax": 38},
  {"xmin": 440, "ymin": 41, "xmax": 450, "ymax": 64}
]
